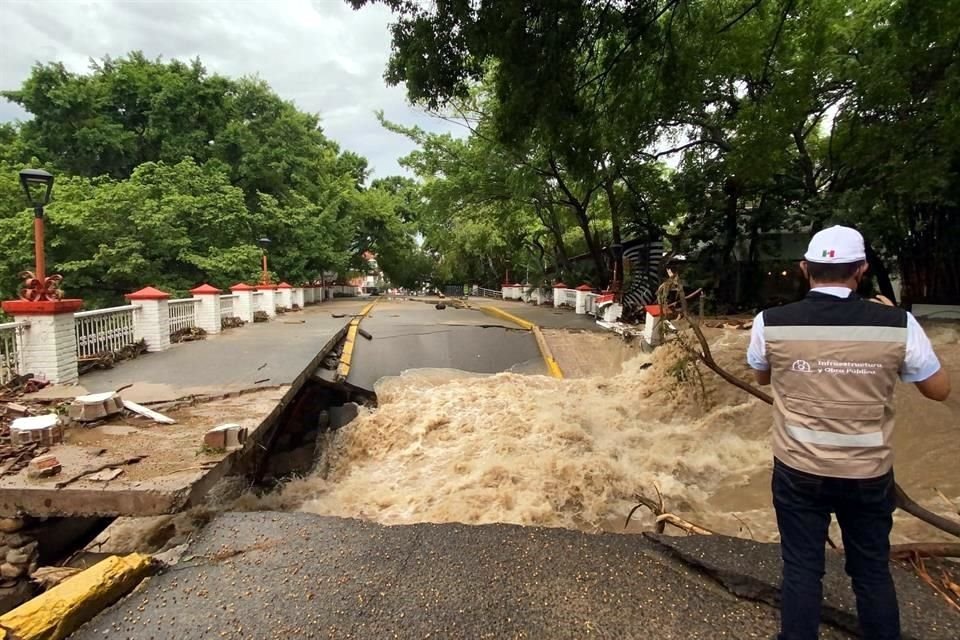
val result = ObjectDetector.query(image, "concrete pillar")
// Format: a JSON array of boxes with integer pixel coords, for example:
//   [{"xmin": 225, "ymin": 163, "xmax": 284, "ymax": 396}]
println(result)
[
  {"xmin": 258, "ymin": 287, "xmax": 277, "ymax": 318},
  {"xmin": 125, "ymin": 286, "xmax": 171, "ymax": 352},
  {"xmin": 230, "ymin": 283, "xmax": 256, "ymax": 323},
  {"xmin": 575, "ymin": 285, "xmax": 592, "ymax": 315},
  {"xmin": 277, "ymin": 283, "xmax": 294, "ymax": 309},
  {"xmin": 643, "ymin": 305, "xmax": 664, "ymax": 347},
  {"xmin": 190, "ymin": 283, "xmax": 222, "ymax": 335},
  {"xmin": 553, "ymin": 283, "xmax": 567, "ymax": 308},
  {"xmin": 501, "ymin": 284, "xmax": 510, "ymax": 299},
  {"xmin": 1, "ymin": 299, "xmax": 83, "ymax": 384}
]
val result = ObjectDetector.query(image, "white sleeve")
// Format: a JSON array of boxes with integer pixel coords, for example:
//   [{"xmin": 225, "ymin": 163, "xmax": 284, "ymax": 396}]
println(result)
[
  {"xmin": 746, "ymin": 312, "xmax": 769, "ymax": 371},
  {"xmin": 900, "ymin": 313, "xmax": 941, "ymax": 382}
]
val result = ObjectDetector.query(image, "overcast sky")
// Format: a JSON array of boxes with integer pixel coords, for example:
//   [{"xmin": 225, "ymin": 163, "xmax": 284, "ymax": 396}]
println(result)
[{"xmin": 0, "ymin": 0, "xmax": 459, "ymax": 177}]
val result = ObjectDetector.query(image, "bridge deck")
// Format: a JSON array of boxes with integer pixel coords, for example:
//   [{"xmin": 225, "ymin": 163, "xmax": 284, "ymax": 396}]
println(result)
[{"xmin": 0, "ymin": 300, "xmax": 367, "ymax": 517}]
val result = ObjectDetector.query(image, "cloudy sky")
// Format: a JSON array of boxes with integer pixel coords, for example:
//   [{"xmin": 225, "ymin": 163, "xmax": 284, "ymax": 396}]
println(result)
[{"xmin": 0, "ymin": 0, "xmax": 460, "ymax": 177}]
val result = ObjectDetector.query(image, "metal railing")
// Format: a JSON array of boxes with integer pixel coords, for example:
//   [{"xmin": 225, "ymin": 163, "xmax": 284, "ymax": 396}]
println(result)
[
  {"xmin": 475, "ymin": 287, "xmax": 503, "ymax": 299},
  {"xmin": 0, "ymin": 322, "xmax": 25, "ymax": 384},
  {"xmin": 75, "ymin": 306, "xmax": 137, "ymax": 359},
  {"xmin": 251, "ymin": 291, "xmax": 264, "ymax": 312},
  {"xmin": 168, "ymin": 298, "xmax": 200, "ymax": 335},
  {"xmin": 220, "ymin": 294, "xmax": 238, "ymax": 319},
  {"xmin": 563, "ymin": 289, "xmax": 578, "ymax": 307}
]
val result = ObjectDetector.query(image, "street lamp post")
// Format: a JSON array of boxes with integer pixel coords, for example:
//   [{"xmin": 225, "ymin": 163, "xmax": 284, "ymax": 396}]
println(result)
[
  {"xmin": 258, "ymin": 237, "xmax": 272, "ymax": 286},
  {"xmin": 17, "ymin": 168, "xmax": 62, "ymax": 301}
]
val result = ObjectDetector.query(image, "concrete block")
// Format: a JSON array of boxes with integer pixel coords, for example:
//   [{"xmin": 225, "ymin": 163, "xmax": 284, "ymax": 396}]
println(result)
[
  {"xmin": 27, "ymin": 454, "xmax": 62, "ymax": 479},
  {"xmin": 68, "ymin": 391, "xmax": 123, "ymax": 422},
  {"xmin": 11, "ymin": 414, "xmax": 63, "ymax": 447},
  {"xmin": 203, "ymin": 423, "xmax": 248, "ymax": 450}
]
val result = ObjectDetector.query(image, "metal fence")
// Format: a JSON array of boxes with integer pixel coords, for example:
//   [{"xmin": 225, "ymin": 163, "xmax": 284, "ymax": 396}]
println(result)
[
  {"xmin": 75, "ymin": 306, "xmax": 137, "ymax": 359},
  {"xmin": 475, "ymin": 287, "xmax": 503, "ymax": 299},
  {"xmin": 220, "ymin": 294, "xmax": 238, "ymax": 319},
  {"xmin": 0, "ymin": 321, "xmax": 25, "ymax": 384},
  {"xmin": 168, "ymin": 298, "xmax": 200, "ymax": 335}
]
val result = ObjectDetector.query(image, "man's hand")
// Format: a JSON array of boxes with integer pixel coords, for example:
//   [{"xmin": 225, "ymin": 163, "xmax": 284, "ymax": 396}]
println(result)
[{"xmin": 870, "ymin": 294, "xmax": 895, "ymax": 306}]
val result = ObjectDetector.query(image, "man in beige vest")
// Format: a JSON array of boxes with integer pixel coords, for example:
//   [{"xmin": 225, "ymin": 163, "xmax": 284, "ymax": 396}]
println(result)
[{"xmin": 747, "ymin": 226, "xmax": 950, "ymax": 640}]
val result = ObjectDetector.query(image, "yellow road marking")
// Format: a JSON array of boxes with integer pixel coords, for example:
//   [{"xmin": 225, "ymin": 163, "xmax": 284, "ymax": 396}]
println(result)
[
  {"xmin": 336, "ymin": 300, "xmax": 377, "ymax": 381},
  {"xmin": 478, "ymin": 305, "xmax": 564, "ymax": 379}
]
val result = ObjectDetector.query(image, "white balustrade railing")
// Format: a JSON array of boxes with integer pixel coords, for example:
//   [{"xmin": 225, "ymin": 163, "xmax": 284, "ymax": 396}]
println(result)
[
  {"xmin": 220, "ymin": 294, "xmax": 238, "ymax": 319},
  {"xmin": 75, "ymin": 306, "xmax": 137, "ymax": 359},
  {"xmin": 564, "ymin": 289, "xmax": 578, "ymax": 307},
  {"xmin": 251, "ymin": 291, "xmax": 264, "ymax": 311},
  {"xmin": 168, "ymin": 298, "xmax": 200, "ymax": 335},
  {"xmin": 0, "ymin": 321, "xmax": 25, "ymax": 384}
]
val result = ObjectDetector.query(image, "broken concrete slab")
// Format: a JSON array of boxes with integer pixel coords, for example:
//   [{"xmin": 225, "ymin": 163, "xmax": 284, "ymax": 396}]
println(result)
[{"xmin": 645, "ymin": 533, "xmax": 960, "ymax": 640}]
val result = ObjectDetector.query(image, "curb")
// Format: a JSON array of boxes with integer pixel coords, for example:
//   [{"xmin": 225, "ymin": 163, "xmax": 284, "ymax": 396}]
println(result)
[
  {"xmin": 477, "ymin": 305, "xmax": 563, "ymax": 378},
  {"xmin": 0, "ymin": 553, "xmax": 157, "ymax": 640},
  {"xmin": 336, "ymin": 300, "xmax": 377, "ymax": 381}
]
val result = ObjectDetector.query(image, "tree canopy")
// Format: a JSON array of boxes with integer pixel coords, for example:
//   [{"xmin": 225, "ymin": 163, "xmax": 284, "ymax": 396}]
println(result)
[
  {"xmin": 0, "ymin": 53, "xmax": 425, "ymax": 306},
  {"xmin": 353, "ymin": 0, "xmax": 960, "ymax": 307}
]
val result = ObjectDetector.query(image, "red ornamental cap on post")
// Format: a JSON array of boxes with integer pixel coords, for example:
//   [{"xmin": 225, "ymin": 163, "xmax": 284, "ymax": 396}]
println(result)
[
  {"xmin": 190, "ymin": 283, "xmax": 221, "ymax": 295},
  {"xmin": 125, "ymin": 286, "xmax": 171, "ymax": 301},
  {"xmin": 553, "ymin": 282, "xmax": 568, "ymax": 289},
  {"xmin": 277, "ymin": 282, "xmax": 293, "ymax": 289},
  {"xmin": 230, "ymin": 283, "xmax": 256, "ymax": 292},
  {"xmin": 576, "ymin": 284, "xmax": 593, "ymax": 291}
]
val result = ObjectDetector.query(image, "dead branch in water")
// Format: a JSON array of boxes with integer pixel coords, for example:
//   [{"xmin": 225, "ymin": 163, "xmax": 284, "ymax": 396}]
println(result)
[
  {"xmin": 661, "ymin": 274, "xmax": 960, "ymax": 541},
  {"xmin": 625, "ymin": 485, "xmax": 716, "ymax": 536}
]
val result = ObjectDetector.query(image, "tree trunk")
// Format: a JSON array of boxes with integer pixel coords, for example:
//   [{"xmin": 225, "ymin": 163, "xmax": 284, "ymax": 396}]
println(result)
[
  {"xmin": 864, "ymin": 240, "xmax": 898, "ymax": 305},
  {"xmin": 603, "ymin": 176, "xmax": 624, "ymax": 286}
]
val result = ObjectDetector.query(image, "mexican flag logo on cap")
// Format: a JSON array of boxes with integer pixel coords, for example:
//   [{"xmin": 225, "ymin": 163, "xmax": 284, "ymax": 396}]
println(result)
[{"xmin": 822, "ymin": 249, "xmax": 836, "ymax": 258}]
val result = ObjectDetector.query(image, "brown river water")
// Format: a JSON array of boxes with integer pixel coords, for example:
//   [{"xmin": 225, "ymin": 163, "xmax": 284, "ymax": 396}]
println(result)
[{"xmin": 240, "ymin": 324, "xmax": 960, "ymax": 545}]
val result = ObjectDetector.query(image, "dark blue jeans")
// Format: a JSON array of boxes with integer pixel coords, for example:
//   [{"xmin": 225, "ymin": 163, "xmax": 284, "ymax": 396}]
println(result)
[{"xmin": 773, "ymin": 458, "xmax": 900, "ymax": 640}]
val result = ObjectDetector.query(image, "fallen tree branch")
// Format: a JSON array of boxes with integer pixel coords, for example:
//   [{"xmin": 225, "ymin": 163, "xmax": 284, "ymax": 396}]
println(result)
[
  {"xmin": 663, "ymin": 275, "xmax": 960, "ymax": 540},
  {"xmin": 656, "ymin": 513, "xmax": 717, "ymax": 536}
]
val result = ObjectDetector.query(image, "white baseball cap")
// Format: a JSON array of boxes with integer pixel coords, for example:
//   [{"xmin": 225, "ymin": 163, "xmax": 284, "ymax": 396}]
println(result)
[{"xmin": 804, "ymin": 225, "xmax": 866, "ymax": 264}]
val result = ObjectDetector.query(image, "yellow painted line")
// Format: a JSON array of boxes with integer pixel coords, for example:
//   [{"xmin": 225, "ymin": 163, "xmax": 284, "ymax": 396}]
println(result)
[
  {"xmin": 478, "ymin": 305, "xmax": 564, "ymax": 379},
  {"xmin": 0, "ymin": 553, "xmax": 156, "ymax": 640},
  {"xmin": 532, "ymin": 324, "xmax": 564, "ymax": 379},
  {"xmin": 336, "ymin": 300, "xmax": 377, "ymax": 380},
  {"xmin": 477, "ymin": 305, "xmax": 535, "ymax": 331}
]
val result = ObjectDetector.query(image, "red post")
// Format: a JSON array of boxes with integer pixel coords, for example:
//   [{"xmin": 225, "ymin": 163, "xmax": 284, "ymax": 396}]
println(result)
[
  {"xmin": 260, "ymin": 252, "xmax": 270, "ymax": 286},
  {"xmin": 33, "ymin": 215, "xmax": 45, "ymax": 284}
]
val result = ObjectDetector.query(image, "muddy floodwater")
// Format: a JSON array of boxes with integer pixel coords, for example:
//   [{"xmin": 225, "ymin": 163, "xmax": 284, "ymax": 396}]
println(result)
[{"xmin": 240, "ymin": 325, "xmax": 960, "ymax": 545}]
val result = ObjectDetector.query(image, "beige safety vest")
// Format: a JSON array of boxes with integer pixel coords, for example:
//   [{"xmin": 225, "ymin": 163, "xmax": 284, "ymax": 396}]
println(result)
[{"xmin": 764, "ymin": 295, "xmax": 907, "ymax": 479}]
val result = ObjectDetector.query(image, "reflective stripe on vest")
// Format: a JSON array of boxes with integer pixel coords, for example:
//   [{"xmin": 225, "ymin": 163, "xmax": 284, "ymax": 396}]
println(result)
[
  {"xmin": 785, "ymin": 425, "xmax": 885, "ymax": 448},
  {"xmin": 764, "ymin": 325, "xmax": 907, "ymax": 342}
]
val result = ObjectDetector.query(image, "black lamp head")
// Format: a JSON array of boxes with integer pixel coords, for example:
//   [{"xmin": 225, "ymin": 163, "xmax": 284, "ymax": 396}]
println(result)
[
  {"xmin": 257, "ymin": 237, "xmax": 272, "ymax": 249},
  {"xmin": 19, "ymin": 168, "xmax": 54, "ymax": 209}
]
